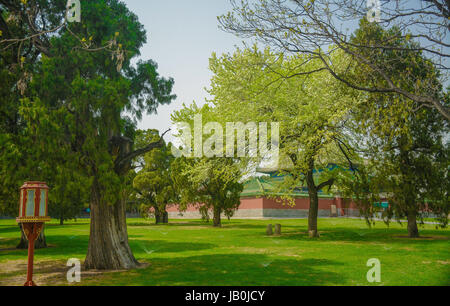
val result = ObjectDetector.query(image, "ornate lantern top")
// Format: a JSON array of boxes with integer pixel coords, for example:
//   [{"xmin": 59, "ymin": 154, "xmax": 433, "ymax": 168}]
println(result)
[
  {"xmin": 20, "ymin": 181, "xmax": 49, "ymax": 189},
  {"xmin": 17, "ymin": 181, "xmax": 51, "ymax": 223}
]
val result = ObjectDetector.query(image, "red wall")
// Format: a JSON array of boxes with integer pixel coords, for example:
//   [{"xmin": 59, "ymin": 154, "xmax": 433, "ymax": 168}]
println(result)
[
  {"xmin": 260, "ymin": 197, "xmax": 335, "ymax": 210},
  {"xmin": 167, "ymin": 197, "xmax": 359, "ymax": 213}
]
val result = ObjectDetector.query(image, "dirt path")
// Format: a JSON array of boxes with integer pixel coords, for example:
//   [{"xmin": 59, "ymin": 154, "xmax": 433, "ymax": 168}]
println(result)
[{"xmin": 0, "ymin": 259, "xmax": 151, "ymax": 286}]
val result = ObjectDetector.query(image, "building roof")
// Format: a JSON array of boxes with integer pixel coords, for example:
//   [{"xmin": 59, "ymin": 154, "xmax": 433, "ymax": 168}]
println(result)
[{"xmin": 241, "ymin": 176, "xmax": 335, "ymax": 199}]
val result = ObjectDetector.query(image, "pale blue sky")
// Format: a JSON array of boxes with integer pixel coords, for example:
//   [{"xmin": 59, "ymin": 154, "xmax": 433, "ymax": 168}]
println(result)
[
  {"xmin": 123, "ymin": 0, "xmax": 449, "ymax": 139},
  {"xmin": 123, "ymin": 0, "xmax": 248, "ymax": 135}
]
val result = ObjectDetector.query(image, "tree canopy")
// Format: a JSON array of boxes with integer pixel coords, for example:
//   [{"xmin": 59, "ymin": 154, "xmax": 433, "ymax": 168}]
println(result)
[
  {"xmin": 132, "ymin": 129, "xmax": 177, "ymax": 224},
  {"xmin": 171, "ymin": 104, "xmax": 245, "ymax": 227},
  {"xmin": 219, "ymin": 0, "xmax": 450, "ymax": 120},
  {"xmin": 0, "ymin": 0, "xmax": 176, "ymax": 270},
  {"xmin": 206, "ymin": 45, "xmax": 356, "ymax": 236},
  {"xmin": 337, "ymin": 20, "xmax": 450, "ymax": 237}
]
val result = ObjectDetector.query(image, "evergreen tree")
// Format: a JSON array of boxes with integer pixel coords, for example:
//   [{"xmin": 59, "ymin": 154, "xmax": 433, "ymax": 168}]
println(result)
[
  {"xmin": 1, "ymin": 0, "xmax": 176, "ymax": 269},
  {"xmin": 132, "ymin": 129, "xmax": 177, "ymax": 224}
]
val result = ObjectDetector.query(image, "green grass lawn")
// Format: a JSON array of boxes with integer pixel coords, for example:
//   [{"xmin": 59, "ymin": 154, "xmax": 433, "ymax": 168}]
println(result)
[{"xmin": 0, "ymin": 218, "xmax": 448, "ymax": 286}]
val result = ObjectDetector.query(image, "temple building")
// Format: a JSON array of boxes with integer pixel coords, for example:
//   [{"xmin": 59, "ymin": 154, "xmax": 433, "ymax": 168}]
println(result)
[{"xmin": 167, "ymin": 165, "xmax": 360, "ymax": 219}]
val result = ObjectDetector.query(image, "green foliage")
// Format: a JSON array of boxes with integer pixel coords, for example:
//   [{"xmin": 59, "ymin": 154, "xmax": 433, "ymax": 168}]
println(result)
[
  {"xmin": 172, "ymin": 156, "xmax": 244, "ymax": 225},
  {"xmin": 340, "ymin": 21, "xmax": 450, "ymax": 231},
  {"xmin": 171, "ymin": 104, "xmax": 245, "ymax": 226},
  {"xmin": 207, "ymin": 46, "xmax": 355, "ymax": 200},
  {"xmin": 0, "ymin": 0, "xmax": 175, "ymax": 223},
  {"xmin": 218, "ymin": 1, "xmax": 449, "ymax": 120},
  {"xmin": 348, "ymin": 19, "xmax": 446, "ymax": 138},
  {"xmin": 0, "ymin": 41, "xmax": 31, "ymax": 216},
  {"xmin": 132, "ymin": 129, "xmax": 177, "ymax": 222}
]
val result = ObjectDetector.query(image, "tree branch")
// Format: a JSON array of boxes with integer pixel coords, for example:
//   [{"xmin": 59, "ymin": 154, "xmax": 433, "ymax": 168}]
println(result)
[
  {"xmin": 317, "ymin": 178, "xmax": 335, "ymax": 192},
  {"xmin": 114, "ymin": 129, "xmax": 170, "ymax": 174}
]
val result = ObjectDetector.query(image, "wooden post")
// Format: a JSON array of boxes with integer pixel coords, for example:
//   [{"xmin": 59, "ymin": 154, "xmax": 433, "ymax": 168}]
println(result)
[
  {"xmin": 274, "ymin": 224, "xmax": 282, "ymax": 235},
  {"xmin": 266, "ymin": 224, "xmax": 273, "ymax": 236},
  {"xmin": 22, "ymin": 222, "xmax": 43, "ymax": 286},
  {"xmin": 24, "ymin": 237, "xmax": 36, "ymax": 286}
]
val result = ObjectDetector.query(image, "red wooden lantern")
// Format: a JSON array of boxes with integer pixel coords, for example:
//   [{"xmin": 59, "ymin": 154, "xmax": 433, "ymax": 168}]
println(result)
[
  {"xmin": 16, "ymin": 181, "xmax": 51, "ymax": 286},
  {"xmin": 17, "ymin": 182, "xmax": 51, "ymax": 223}
]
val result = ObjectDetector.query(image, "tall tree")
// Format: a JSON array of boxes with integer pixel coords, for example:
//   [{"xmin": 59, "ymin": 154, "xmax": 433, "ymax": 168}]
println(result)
[
  {"xmin": 171, "ymin": 104, "xmax": 245, "ymax": 227},
  {"xmin": 11, "ymin": 0, "xmax": 175, "ymax": 270},
  {"xmin": 207, "ymin": 47, "xmax": 355, "ymax": 237},
  {"xmin": 338, "ymin": 20, "xmax": 450, "ymax": 238},
  {"xmin": 172, "ymin": 156, "xmax": 244, "ymax": 227},
  {"xmin": 0, "ymin": 0, "xmax": 141, "ymax": 253},
  {"xmin": 132, "ymin": 129, "xmax": 177, "ymax": 224}
]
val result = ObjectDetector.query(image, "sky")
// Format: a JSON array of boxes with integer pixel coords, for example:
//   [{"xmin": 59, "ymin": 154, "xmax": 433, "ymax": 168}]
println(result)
[
  {"xmin": 123, "ymin": 0, "xmax": 247, "ymax": 138},
  {"xmin": 122, "ymin": 1, "xmax": 449, "ymax": 141}
]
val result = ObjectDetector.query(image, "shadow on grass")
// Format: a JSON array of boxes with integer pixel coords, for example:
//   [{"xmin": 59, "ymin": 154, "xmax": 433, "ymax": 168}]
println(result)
[
  {"xmin": 276, "ymin": 226, "xmax": 449, "ymax": 244},
  {"xmin": 0, "ymin": 223, "xmax": 90, "ymax": 236},
  {"xmin": 128, "ymin": 220, "xmax": 449, "ymax": 245},
  {"xmin": 127, "ymin": 220, "xmax": 213, "ymax": 227},
  {"xmin": 0, "ymin": 225, "xmax": 21, "ymax": 235},
  {"xmin": 1, "ymin": 236, "xmax": 216, "ymax": 259},
  {"xmin": 0, "ymin": 238, "xmax": 20, "ymax": 252},
  {"xmin": 86, "ymin": 254, "xmax": 345, "ymax": 286},
  {"xmin": 221, "ymin": 223, "xmax": 301, "ymax": 230},
  {"xmin": 0, "ymin": 234, "xmax": 90, "ymax": 258},
  {"xmin": 45, "ymin": 222, "xmax": 90, "ymax": 227},
  {"xmin": 128, "ymin": 220, "xmax": 300, "ymax": 231},
  {"xmin": 131, "ymin": 240, "xmax": 217, "ymax": 255}
]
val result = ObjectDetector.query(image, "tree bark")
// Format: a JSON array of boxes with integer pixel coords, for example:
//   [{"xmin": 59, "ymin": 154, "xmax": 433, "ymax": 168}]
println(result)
[
  {"xmin": 407, "ymin": 210, "xmax": 420, "ymax": 238},
  {"xmin": 162, "ymin": 211, "xmax": 168, "ymax": 224},
  {"xmin": 155, "ymin": 209, "xmax": 162, "ymax": 224},
  {"xmin": 155, "ymin": 207, "xmax": 169, "ymax": 224},
  {"xmin": 274, "ymin": 224, "xmax": 282, "ymax": 235},
  {"xmin": 306, "ymin": 167, "xmax": 320, "ymax": 238},
  {"xmin": 17, "ymin": 224, "xmax": 47, "ymax": 249},
  {"xmin": 213, "ymin": 207, "xmax": 222, "ymax": 227},
  {"xmin": 85, "ymin": 132, "xmax": 167, "ymax": 270},
  {"xmin": 399, "ymin": 142, "xmax": 420, "ymax": 238},
  {"xmin": 84, "ymin": 183, "xmax": 139, "ymax": 270}
]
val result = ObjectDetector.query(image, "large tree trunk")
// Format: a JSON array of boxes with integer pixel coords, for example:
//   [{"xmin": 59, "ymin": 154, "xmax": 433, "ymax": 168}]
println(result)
[
  {"xmin": 399, "ymin": 140, "xmax": 420, "ymax": 238},
  {"xmin": 84, "ymin": 183, "xmax": 139, "ymax": 270},
  {"xmin": 407, "ymin": 210, "xmax": 419, "ymax": 238},
  {"xmin": 17, "ymin": 224, "xmax": 47, "ymax": 249},
  {"xmin": 213, "ymin": 207, "xmax": 222, "ymax": 227},
  {"xmin": 155, "ymin": 206, "xmax": 169, "ymax": 224},
  {"xmin": 306, "ymin": 168, "xmax": 320, "ymax": 238},
  {"xmin": 155, "ymin": 211, "xmax": 163, "ymax": 224},
  {"xmin": 307, "ymin": 190, "xmax": 320, "ymax": 238},
  {"xmin": 85, "ymin": 131, "xmax": 164, "ymax": 270}
]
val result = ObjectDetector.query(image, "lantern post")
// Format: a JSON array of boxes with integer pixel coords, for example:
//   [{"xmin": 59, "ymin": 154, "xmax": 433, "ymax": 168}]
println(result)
[{"xmin": 16, "ymin": 182, "xmax": 51, "ymax": 287}]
